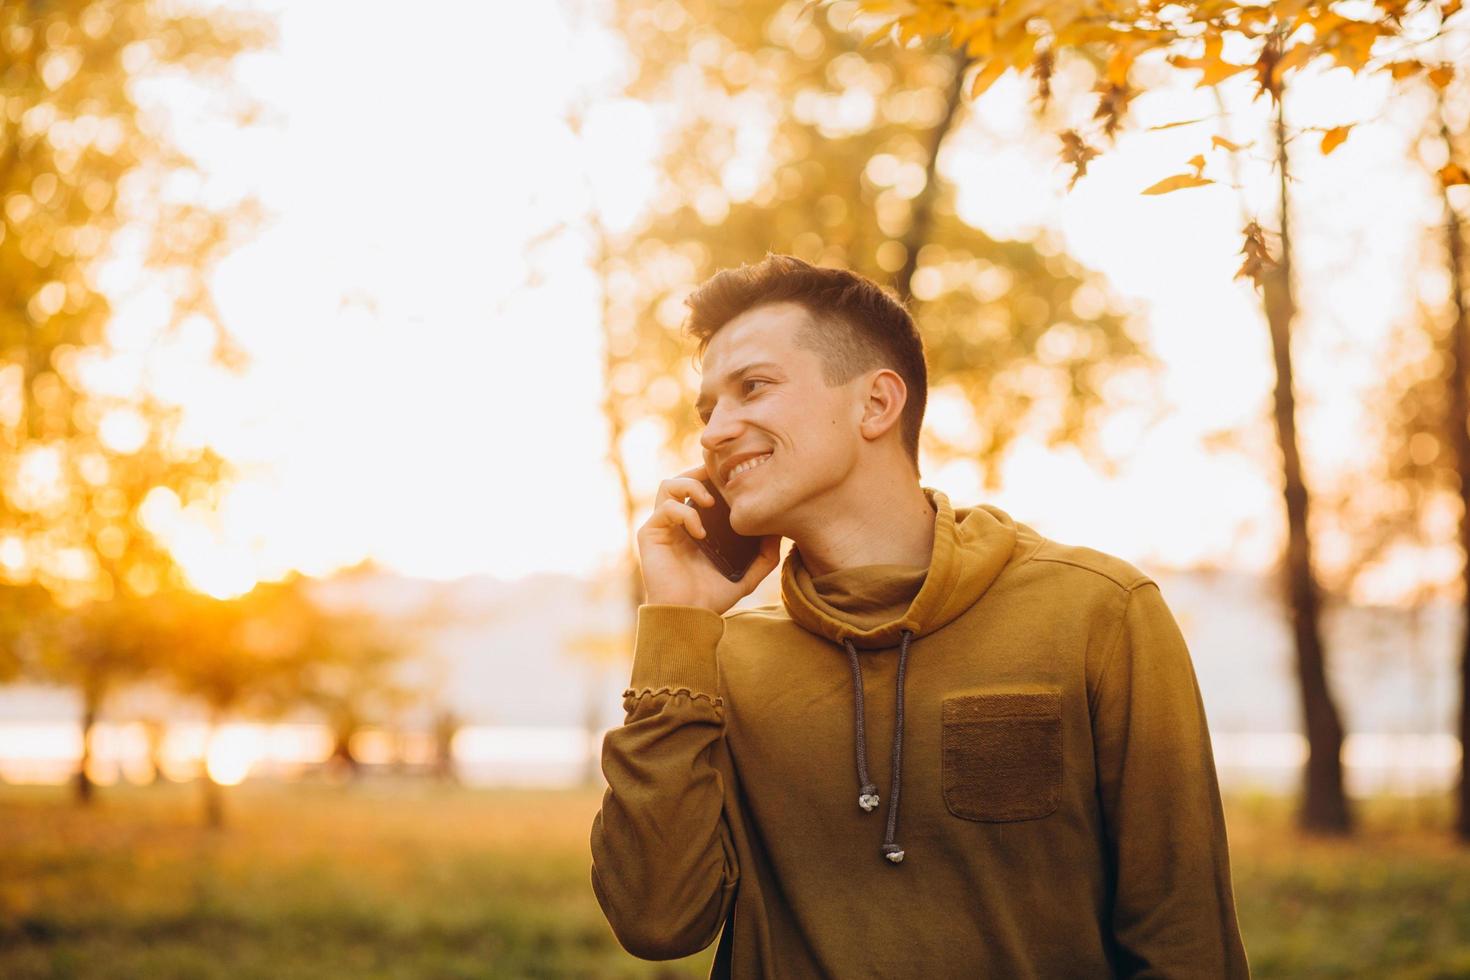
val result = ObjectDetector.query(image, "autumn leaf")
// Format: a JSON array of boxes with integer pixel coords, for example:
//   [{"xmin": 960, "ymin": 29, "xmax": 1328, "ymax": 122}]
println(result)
[
  {"xmin": 1142, "ymin": 173, "xmax": 1215, "ymax": 195},
  {"xmin": 1150, "ymin": 117, "xmax": 1212, "ymax": 130},
  {"xmin": 1059, "ymin": 130, "xmax": 1100, "ymax": 191},
  {"xmin": 1326, "ymin": 22, "xmax": 1383, "ymax": 74},
  {"xmin": 970, "ymin": 57, "xmax": 1010, "ymax": 99},
  {"xmin": 1320, "ymin": 125, "xmax": 1352, "ymax": 154},
  {"xmin": 1166, "ymin": 33, "xmax": 1252, "ymax": 87},
  {"xmin": 1235, "ymin": 220, "xmax": 1274, "ymax": 290},
  {"xmin": 1032, "ymin": 48, "xmax": 1055, "ymax": 106},
  {"xmin": 1441, "ymin": 162, "xmax": 1470, "ymax": 187},
  {"xmin": 1212, "ymin": 134, "xmax": 1252, "ymax": 152},
  {"xmin": 1267, "ymin": 42, "xmax": 1315, "ymax": 89}
]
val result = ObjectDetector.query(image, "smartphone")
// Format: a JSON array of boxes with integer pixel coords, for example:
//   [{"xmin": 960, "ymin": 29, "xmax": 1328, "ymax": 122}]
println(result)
[{"xmin": 683, "ymin": 476, "xmax": 763, "ymax": 583}]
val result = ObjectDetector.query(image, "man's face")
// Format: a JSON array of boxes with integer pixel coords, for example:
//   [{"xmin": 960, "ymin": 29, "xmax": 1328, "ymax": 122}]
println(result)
[{"xmin": 696, "ymin": 301, "xmax": 861, "ymax": 536}]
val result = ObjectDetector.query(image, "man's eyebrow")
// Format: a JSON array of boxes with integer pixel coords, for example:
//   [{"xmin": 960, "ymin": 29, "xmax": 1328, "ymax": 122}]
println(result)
[{"xmin": 695, "ymin": 361, "xmax": 782, "ymax": 415}]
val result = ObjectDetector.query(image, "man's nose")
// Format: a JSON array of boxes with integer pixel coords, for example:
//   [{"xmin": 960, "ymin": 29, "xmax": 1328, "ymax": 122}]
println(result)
[{"xmin": 699, "ymin": 402, "xmax": 743, "ymax": 455}]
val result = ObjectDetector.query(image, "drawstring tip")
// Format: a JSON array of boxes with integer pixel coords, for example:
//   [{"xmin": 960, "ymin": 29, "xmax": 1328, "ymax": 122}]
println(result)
[
  {"xmin": 858, "ymin": 786, "xmax": 880, "ymax": 812},
  {"xmin": 882, "ymin": 844, "xmax": 905, "ymax": 863}
]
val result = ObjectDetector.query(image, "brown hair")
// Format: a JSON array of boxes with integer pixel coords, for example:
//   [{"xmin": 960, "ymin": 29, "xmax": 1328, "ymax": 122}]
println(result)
[{"xmin": 682, "ymin": 253, "xmax": 928, "ymax": 471}]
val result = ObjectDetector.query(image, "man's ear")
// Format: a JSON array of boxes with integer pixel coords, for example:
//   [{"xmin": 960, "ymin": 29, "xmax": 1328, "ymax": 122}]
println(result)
[{"xmin": 857, "ymin": 369, "xmax": 906, "ymax": 442}]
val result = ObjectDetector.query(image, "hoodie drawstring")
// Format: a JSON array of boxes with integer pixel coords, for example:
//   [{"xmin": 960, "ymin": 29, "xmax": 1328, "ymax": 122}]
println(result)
[{"xmin": 843, "ymin": 628, "xmax": 914, "ymax": 865}]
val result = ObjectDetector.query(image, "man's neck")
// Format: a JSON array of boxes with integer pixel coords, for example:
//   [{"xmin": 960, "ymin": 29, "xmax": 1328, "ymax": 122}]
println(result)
[{"xmin": 786, "ymin": 473, "xmax": 936, "ymax": 578}]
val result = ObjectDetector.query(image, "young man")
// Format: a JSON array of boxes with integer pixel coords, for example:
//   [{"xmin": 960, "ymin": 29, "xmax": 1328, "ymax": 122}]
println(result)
[{"xmin": 589, "ymin": 254, "xmax": 1251, "ymax": 978}]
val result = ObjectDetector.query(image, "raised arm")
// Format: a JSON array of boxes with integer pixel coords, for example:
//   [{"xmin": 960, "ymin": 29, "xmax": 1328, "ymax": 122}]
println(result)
[
  {"xmin": 1091, "ymin": 579, "xmax": 1252, "ymax": 978},
  {"xmin": 590, "ymin": 603, "xmax": 740, "ymax": 960}
]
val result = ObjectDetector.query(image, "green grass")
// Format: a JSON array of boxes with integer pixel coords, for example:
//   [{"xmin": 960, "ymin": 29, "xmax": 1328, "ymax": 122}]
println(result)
[
  {"xmin": 0, "ymin": 781, "xmax": 1467, "ymax": 978},
  {"xmin": 0, "ymin": 780, "xmax": 713, "ymax": 979}
]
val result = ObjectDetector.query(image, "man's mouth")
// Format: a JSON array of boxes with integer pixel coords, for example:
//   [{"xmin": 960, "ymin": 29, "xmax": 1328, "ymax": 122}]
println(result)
[{"xmin": 724, "ymin": 451, "xmax": 773, "ymax": 487}]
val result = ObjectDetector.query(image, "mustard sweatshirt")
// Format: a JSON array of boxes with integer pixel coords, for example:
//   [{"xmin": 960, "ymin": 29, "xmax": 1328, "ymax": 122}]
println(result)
[{"xmin": 590, "ymin": 487, "xmax": 1251, "ymax": 978}]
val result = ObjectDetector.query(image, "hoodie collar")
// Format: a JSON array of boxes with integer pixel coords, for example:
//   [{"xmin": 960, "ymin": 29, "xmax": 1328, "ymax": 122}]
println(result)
[
  {"xmin": 781, "ymin": 486, "xmax": 1017, "ymax": 650},
  {"xmin": 777, "ymin": 486, "xmax": 1020, "ymax": 866}
]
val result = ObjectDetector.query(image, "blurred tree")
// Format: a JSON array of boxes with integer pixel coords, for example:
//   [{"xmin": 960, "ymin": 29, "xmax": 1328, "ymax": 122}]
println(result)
[
  {"xmin": 1352, "ymin": 76, "xmax": 1470, "ymax": 840},
  {"xmin": 151, "ymin": 577, "xmax": 310, "ymax": 828},
  {"xmin": 843, "ymin": 0, "xmax": 1466, "ymax": 835},
  {"xmin": 137, "ymin": 712, "xmax": 167, "ymax": 784},
  {"xmin": 430, "ymin": 706, "xmax": 462, "ymax": 785},
  {"xmin": 0, "ymin": 580, "xmax": 56, "ymax": 683},
  {"xmin": 0, "ymin": 0, "xmax": 277, "ymax": 803},
  {"xmin": 1251, "ymin": 55, "xmax": 1352, "ymax": 835},
  {"xmin": 288, "ymin": 606, "xmax": 422, "ymax": 781},
  {"xmin": 0, "ymin": 0, "xmax": 272, "ymax": 412},
  {"xmin": 51, "ymin": 593, "xmax": 166, "ymax": 802},
  {"xmin": 1434, "ymin": 96, "xmax": 1470, "ymax": 843}
]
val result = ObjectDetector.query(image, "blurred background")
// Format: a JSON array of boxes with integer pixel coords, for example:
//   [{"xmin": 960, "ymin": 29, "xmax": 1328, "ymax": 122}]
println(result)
[{"xmin": 1, "ymin": 0, "xmax": 1469, "ymax": 975}]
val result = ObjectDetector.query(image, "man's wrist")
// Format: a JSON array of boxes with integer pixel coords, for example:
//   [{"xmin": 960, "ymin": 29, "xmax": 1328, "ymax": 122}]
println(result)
[{"xmin": 629, "ymin": 604, "xmax": 726, "ymax": 694}]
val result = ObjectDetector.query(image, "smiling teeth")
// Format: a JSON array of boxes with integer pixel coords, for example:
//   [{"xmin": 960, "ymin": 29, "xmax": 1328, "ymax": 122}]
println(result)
[{"xmin": 728, "ymin": 453, "xmax": 772, "ymax": 480}]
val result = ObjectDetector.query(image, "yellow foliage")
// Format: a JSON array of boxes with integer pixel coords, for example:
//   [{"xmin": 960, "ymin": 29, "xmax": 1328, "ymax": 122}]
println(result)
[
  {"xmin": 1319, "ymin": 125, "xmax": 1352, "ymax": 154},
  {"xmin": 1150, "ymin": 117, "xmax": 1212, "ymax": 130},
  {"xmin": 1141, "ymin": 173, "xmax": 1215, "ymax": 195},
  {"xmin": 1166, "ymin": 33, "xmax": 1251, "ymax": 88},
  {"xmin": 970, "ymin": 57, "xmax": 1011, "ymax": 99}
]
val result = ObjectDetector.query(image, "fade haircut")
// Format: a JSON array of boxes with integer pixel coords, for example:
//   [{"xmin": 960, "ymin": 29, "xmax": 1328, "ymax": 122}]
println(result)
[{"xmin": 681, "ymin": 253, "xmax": 928, "ymax": 472}]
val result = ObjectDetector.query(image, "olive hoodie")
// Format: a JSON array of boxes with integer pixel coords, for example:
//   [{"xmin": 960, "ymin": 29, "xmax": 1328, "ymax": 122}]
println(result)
[{"xmin": 590, "ymin": 486, "xmax": 1250, "ymax": 978}]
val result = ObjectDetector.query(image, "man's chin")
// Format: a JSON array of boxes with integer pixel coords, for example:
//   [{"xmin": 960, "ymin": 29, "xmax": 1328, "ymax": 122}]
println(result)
[{"xmin": 728, "ymin": 497, "xmax": 766, "ymax": 538}]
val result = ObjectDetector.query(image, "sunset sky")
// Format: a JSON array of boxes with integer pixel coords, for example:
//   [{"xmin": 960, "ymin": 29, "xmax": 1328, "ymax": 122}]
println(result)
[{"xmin": 96, "ymin": 0, "xmax": 1468, "ymax": 603}]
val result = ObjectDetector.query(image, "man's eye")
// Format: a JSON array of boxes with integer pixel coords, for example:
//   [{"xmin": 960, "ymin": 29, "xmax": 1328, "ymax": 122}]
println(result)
[{"xmin": 697, "ymin": 380, "xmax": 769, "ymax": 424}]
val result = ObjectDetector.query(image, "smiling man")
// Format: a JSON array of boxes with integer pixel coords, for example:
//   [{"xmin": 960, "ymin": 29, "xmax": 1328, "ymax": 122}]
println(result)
[{"xmin": 589, "ymin": 253, "xmax": 1250, "ymax": 978}]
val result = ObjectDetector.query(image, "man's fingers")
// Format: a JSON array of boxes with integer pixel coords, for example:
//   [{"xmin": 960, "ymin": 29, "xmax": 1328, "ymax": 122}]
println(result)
[
  {"xmin": 652, "ymin": 498, "xmax": 706, "ymax": 539},
  {"xmin": 657, "ymin": 474, "xmax": 715, "ymax": 507}
]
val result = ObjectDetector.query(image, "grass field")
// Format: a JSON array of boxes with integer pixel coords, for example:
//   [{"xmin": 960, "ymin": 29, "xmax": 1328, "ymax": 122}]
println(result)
[{"xmin": 1, "ymin": 780, "xmax": 1467, "ymax": 978}]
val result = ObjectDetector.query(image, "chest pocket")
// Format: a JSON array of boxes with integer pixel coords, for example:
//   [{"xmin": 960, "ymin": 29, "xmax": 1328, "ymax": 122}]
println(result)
[{"xmin": 941, "ymin": 688, "xmax": 1062, "ymax": 822}]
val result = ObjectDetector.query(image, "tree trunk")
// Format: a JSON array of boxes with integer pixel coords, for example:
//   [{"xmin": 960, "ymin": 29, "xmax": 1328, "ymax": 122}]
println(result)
[
  {"xmin": 432, "ymin": 708, "xmax": 460, "ymax": 784},
  {"xmin": 142, "ymin": 716, "xmax": 168, "ymax": 785},
  {"xmin": 202, "ymin": 708, "xmax": 225, "ymax": 829},
  {"xmin": 329, "ymin": 727, "xmax": 361, "ymax": 780},
  {"xmin": 1265, "ymin": 83, "xmax": 1351, "ymax": 834},
  {"xmin": 893, "ymin": 48, "xmax": 970, "ymax": 305},
  {"xmin": 73, "ymin": 684, "xmax": 100, "ymax": 806},
  {"xmin": 1436, "ymin": 106, "xmax": 1470, "ymax": 842}
]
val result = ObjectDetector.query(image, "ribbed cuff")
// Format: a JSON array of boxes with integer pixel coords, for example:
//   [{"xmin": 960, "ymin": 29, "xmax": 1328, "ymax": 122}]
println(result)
[{"xmin": 628, "ymin": 604, "xmax": 726, "ymax": 697}]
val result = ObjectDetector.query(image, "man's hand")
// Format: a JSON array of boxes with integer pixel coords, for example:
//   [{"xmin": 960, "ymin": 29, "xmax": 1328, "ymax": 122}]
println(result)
[{"xmin": 638, "ymin": 463, "xmax": 782, "ymax": 615}]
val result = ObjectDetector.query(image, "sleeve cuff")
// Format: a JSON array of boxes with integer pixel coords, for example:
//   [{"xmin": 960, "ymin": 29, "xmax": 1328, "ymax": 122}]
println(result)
[{"xmin": 628, "ymin": 604, "xmax": 726, "ymax": 697}]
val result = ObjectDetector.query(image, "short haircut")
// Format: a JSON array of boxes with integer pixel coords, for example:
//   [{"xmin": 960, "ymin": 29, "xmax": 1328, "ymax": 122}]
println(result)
[{"xmin": 682, "ymin": 253, "xmax": 928, "ymax": 471}]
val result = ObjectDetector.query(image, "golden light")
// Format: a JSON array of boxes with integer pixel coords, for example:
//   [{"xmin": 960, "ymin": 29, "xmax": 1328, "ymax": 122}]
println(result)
[{"xmin": 205, "ymin": 724, "xmax": 262, "ymax": 786}]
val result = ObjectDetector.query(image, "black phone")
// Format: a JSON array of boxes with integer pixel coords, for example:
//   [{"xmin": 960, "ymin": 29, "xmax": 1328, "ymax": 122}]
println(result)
[{"xmin": 683, "ymin": 476, "xmax": 763, "ymax": 583}]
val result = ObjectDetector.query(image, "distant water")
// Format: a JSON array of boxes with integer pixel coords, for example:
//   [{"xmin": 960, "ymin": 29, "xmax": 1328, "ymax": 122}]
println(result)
[
  {"xmin": 0, "ymin": 567, "xmax": 1462, "ymax": 795},
  {"xmin": 0, "ymin": 720, "xmax": 1458, "ymax": 796}
]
